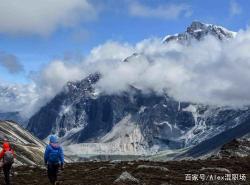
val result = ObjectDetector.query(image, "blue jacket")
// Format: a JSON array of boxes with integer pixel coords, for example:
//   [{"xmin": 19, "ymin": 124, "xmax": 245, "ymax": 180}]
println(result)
[{"xmin": 44, "ymin": 143, "xmax": 64, "ymax": 165}]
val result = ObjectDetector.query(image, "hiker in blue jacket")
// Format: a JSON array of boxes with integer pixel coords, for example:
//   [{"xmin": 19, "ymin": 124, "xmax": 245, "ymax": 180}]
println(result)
[{"xmin": 44, "ymin": 135, "xmax": 64, "ymax": 185}]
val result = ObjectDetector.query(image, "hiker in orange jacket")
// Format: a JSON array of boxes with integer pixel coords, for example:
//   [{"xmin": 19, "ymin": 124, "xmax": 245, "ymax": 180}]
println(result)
[{"xmin": 0, "ymin": 140, "xmax": 15, "ymax": 185}]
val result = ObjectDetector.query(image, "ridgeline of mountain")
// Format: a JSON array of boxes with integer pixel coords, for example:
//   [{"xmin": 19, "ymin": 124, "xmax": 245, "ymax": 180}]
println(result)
[
  {"xmin": 0, "ymin": 120, "xmax": 45, "ymax": 165},
  {"xmin": 27, "ymin": 21, "xmax": 250, "ymax": 160}
]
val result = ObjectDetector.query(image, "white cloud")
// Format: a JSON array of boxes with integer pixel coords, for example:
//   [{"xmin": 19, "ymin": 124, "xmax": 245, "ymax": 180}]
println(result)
[
  {"xmin": 0, "ymin": 83, "xmax": 38, "ymax": 117},
  {"xmin": 0, "ymin": 60, "xmax": 87, "ymax": 117},
  {"xmin": 4, "ymin": 28, "xmax": 250, "ymax": 118},
  {"xmin": 129, "ymin": 2, "xmax": 192, "ymax": 19},
  {"xmin": 24, "ymin": 61, "xmax": 88, "ymax": 117},
  {"xmin": 229, "ymin": 0, "xmax": 242, "ymax": 16},
  {"xmin": 93, "ymin": 31, "xmax": 250, "ymax": 107},
  {"xmin": 0, "ymin": 0, "xmax": 98, "ymax": 36},
  {"xmin": 0, "ymin": 41, "xmax": 134, "ymax": 117},
  {"xmin": 86, "ymin": 41, "xmax": 134, "ymax": 63},
  {"xmin": 34, "ymin": 61, "xmax": 85, "ymax": 96},
  {"xmin": 31, "ymin": 32, "xmax": 250, "ymax": 108}
]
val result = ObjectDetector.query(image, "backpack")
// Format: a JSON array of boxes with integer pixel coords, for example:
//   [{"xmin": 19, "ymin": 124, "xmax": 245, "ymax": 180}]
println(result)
[
  {"xmin": 3, "ymin": 150, "xmax": 14, "ymax": 165},
  {"xmin": 48, "ymin": 148, "xmax": 60, "ymax": 164}
]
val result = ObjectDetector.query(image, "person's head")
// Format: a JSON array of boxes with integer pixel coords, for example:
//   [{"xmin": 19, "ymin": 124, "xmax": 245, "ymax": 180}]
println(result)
[{"xmin": 49, "ymin": 135, "xmax": 58, "ymax": 144}]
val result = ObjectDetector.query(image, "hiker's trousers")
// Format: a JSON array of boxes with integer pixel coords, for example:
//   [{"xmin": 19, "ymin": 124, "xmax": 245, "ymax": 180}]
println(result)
[
  {"xmin": 3, "ymin": 163, "xmax": 12, "ymax": 185},
  {"xmin": 47, "ymin": 163, "xmax": 59, "ymax": 184}
]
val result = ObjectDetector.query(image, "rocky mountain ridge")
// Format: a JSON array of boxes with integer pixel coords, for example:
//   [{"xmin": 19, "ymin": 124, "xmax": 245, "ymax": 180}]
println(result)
[{"xmin": 0, "ymin": 120, "xmax": 45, "ymax": 165}]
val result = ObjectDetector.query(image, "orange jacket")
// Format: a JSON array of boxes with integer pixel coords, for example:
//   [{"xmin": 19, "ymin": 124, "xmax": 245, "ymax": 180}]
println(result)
[{"xmin": 0, "ymin": 142, "xmax": 14, "ymax": 160}]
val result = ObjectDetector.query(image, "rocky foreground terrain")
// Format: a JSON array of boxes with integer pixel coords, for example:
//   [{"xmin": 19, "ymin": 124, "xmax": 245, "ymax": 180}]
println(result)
[{"xmin": 1, "ymin": 157, "xmax": 250, "ymax": 185}]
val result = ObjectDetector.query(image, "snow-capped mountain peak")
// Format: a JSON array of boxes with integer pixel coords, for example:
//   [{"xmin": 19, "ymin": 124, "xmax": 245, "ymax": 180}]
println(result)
[{"xmin": 164, "ymin": 21, "xmax": 236, "ymax": 43}]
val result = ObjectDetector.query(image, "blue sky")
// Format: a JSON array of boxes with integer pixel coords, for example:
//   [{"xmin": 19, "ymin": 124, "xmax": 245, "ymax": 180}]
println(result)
[{"xmin": 0, "ymin": 0, "xmax": 249, "ymax": 84}]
